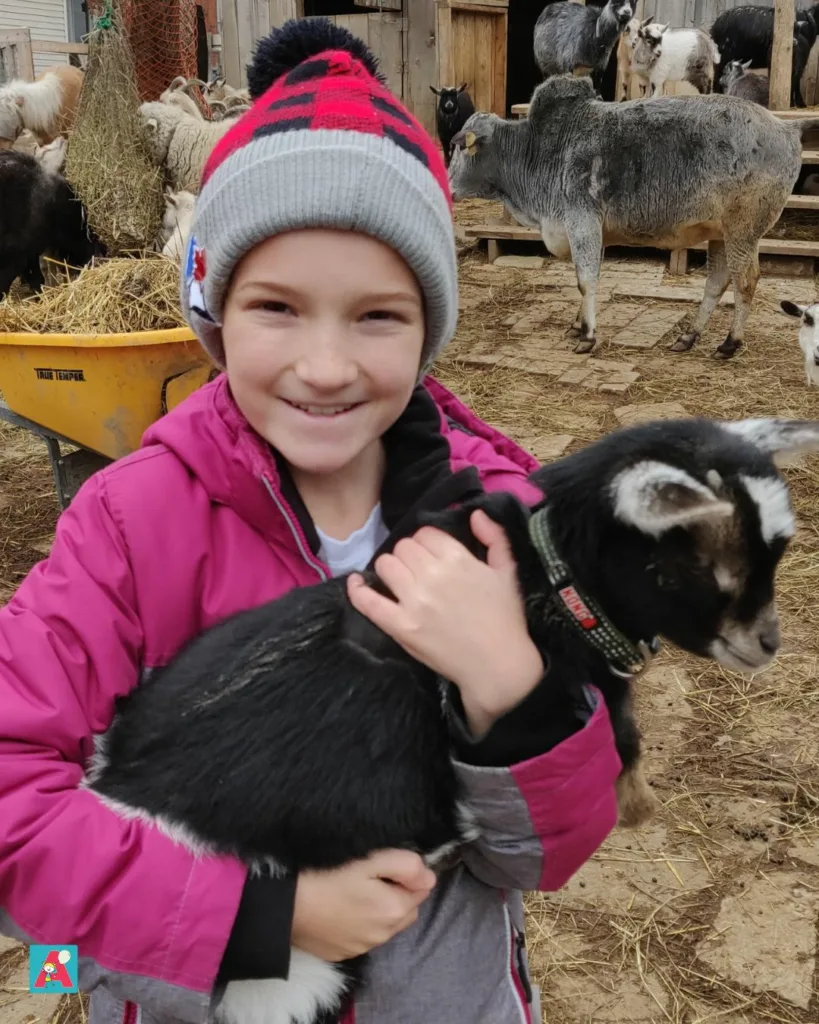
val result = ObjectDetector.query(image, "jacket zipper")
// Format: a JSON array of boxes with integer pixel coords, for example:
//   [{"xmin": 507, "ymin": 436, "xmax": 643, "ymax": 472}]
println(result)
[
  {"xmin": 503, "ymin": 902, "xmax": 533, "ymax": 1022},
  {"xmin": 261, "ymin": 474, "xmax": 329, "ymax": 582}
]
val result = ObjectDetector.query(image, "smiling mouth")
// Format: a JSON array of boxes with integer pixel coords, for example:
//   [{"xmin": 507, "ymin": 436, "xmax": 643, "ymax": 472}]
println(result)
[{"xmin": 282, "ymin": 399, "xmax": 362, "ymax": 417}]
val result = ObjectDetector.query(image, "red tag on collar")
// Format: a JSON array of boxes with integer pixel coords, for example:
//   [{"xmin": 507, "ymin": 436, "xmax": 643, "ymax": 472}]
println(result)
[{"xmin": 558, "ymin": 585, "xmax": 597, "ymax": 629}]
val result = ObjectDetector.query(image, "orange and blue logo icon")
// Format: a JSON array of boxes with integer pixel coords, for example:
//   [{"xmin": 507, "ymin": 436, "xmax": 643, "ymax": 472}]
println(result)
[{"xmin": 28, "ymin": 945, "xmax": 78, "ymax": 993}]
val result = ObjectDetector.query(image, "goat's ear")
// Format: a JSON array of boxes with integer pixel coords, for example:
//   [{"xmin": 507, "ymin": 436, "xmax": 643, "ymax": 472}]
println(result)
[
  {"xmin": 458, "ymin": 82, "xmax": 468, "ymax": 92},
  {"xmin": 656, "ymin": 22, "xmax": 669, "ymax": 33},
  {"xmin": 741, "ymin": 59, "xmax": 753, "ymax": 70},
  {"xmin": 145, "ymin": 117, "xmax": 158, "ymax": 132},
  {"xmin": 429, "ymin": 85, "xmax": 440, "ymax": 95},
  {"xmin": 611, "ymin": 461, "xmax": 733, "ymax": 537},
  {"xmin": 780, "ymin": 300, "xmax": 806, "ymax": 318},
  {"xmin": 641, "ymin": 15, "xmax": 653, "ymax": 26},
  {"xmin": 720, "ymin": 418, "xmax": 819, "ymax": 466}
]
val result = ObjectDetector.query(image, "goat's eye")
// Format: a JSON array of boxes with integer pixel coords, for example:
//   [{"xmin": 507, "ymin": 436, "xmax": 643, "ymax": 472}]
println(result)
[{"xmin": 805, "ymin": 314, "xmax": 815, "ymax": 328}]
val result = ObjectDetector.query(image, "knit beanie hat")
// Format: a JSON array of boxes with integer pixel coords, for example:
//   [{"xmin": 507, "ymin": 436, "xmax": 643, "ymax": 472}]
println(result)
[{"xmin": 181, "ymin": 18, "xmax": 458, "ymax": 375}]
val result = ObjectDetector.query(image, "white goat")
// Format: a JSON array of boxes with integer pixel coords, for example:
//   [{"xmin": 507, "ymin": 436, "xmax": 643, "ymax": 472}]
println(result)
[
  {"xmin": 139, "ymin": 101, "xmax": 233, "ymax": 193},
  {"xmin": 631, "ymin": 19, "xmax": 721, "ymax": 96},
  {"xmin": 157, "ymin": 189, "xmax": 196, "ymax": 260},
  {"xmin": 0, "ymin": 65, "xmax": 85, "ymax": 149},
  {"xmin": 203, "ymin": 76, "xmax": 250, "ymax": 107},
  {"xmin": 159, "ymin": 76, "xmax": 204, "ymax": 121},
  {"xmin": 781, "ymin": 301, "xmax": 819, "ymax": 386},
  {"xmin": 34, "ymin": 135, "xmax": 67, "ymax": 175}
]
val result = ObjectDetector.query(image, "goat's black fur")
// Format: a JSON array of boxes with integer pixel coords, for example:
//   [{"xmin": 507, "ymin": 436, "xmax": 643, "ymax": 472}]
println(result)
[
  {"xmin": 430, "ymin": 85, "xmax": 475, "ymax": 167},
  {"xmin": 710, "ymin": 4, "xmax": 819, "ymax": 106},
  {"xmin": 0, "ymin": 152, "xmax": 101, "ymax": 299},
  {"xmin": 88, "ymin": 417, "xmax": 809, "ymax": 1024}
]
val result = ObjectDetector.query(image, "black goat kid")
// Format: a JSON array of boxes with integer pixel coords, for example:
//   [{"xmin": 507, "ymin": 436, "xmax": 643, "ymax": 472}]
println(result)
[
  {"xmin": 85, "ymin": 416, "xmax": 819, "ymax": 1024},
  {"xmin": 430, "ymin": 83, "xmax": 475, "ymax": 167}
]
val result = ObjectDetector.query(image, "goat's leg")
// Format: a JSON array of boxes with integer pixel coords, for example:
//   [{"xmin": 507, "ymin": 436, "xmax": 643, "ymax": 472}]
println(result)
[
  {"xmin": 669, "ymin": 239, "xmax": 730, "ymax": 352},
  {"xmin": 566, "ymin": 217, "xmax": 603, "ymax": 354},
  {"xmin": 714, "ymin": 244, "xmax": 759, "ymax": 359}
]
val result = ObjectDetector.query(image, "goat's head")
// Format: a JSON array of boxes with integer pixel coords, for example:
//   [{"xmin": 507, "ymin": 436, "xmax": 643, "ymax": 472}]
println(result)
[
  {"xmin": 781, "ymin": 300, "xmax": 819, "ymax": 382},
  {"xmin": 721, "ymin": 59, "xmax": 752, "ymax": 92},
  {"xmin": 34, "ymin": 135, "xmax": 67, "ymax": 175},
  {"xmin": 605, "ymin": 0, "xmax": 635, "ymax": 28},
  {"xmin": 526, "ymin": 418, "xmax": 819, "ymax": 674},
  {"xmin": 430, "ymin": 83, "xmax": 469, "ymax": 119},
  {"xmin": 447, "ymin": 112, "xmax": 502, "ymax": 200}
]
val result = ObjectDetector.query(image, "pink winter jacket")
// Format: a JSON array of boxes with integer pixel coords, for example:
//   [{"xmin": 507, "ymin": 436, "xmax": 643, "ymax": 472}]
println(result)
[{"xmin": 0, "ymin": 374, "xmax": 621, "ymax": 1024}]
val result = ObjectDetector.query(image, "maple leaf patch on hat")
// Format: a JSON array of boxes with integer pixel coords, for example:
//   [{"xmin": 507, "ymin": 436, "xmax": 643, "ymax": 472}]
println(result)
[{"xmin": 185, "ymin": 234, "xmax": 212, "ymax": 321}]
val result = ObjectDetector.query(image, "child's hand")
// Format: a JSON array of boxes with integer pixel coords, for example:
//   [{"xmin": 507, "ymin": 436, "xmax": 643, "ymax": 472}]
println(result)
[
  {"xmin": 292, "ymin": 850, "xmax": 436, "ymax": 961},
  {"xmin": 347, "ymin": 509, "xmax": 543, "ymax": 737}
]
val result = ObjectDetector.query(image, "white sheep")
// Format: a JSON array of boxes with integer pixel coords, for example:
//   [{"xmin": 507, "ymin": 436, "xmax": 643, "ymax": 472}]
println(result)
[
  {"xmin": 157, "ymin": 189, "xmax": 196, "ymax": 260},
  {"xmin": 159, "ymin": 76, "xmax": 204, "ymax": 121},
  {"xmin": 34, "ymin": 135, "xmax": 67, "ymax": 175},
  {"xmin": 0, "ymin": 65, "xmax": 85, "ymax": 149},
  {"xmin": 631, "ymin": 19, "xmax": 721, "ymax": 96},
  {"xmin": 780, "ymin": 300, "xmax": 819, "ymax": 386},
  {"xmin": 139, "ymin": 101, "xmax": 233, "ymax": 193},
  {"xmin": 209, "ymin": 95, "xmax": 251, "ymax": 121}
]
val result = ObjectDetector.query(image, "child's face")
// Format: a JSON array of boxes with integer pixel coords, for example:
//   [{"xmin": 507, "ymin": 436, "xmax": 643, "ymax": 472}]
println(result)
[{"xmin": 222, "ymin": 229, "xmax": 425, "ymax": 479}]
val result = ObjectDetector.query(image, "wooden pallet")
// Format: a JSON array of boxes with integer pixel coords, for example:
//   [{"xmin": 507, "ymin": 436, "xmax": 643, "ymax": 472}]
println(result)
[{"xmin": 463, "ymin": 222, "xmax": 819, "ymax": 265}]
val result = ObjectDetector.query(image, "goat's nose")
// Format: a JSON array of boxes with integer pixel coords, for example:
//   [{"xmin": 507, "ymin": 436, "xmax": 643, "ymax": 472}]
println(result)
[{"xmin": 759, "ymin": 620, "xmax": 780, "ymax": 654}]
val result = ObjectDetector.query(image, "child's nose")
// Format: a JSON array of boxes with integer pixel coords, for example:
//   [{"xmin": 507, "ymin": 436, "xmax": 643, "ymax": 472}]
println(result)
[{"xmin": 294, "ymin": 349, "xmax": 358, "ymax": 390}]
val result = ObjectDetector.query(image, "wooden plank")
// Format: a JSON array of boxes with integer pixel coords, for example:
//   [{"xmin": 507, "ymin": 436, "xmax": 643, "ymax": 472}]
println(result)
[
  {"xmin": 30, "ymin": 40, "xmax": 88, "ymax": 55},
  {"xmin": 438, "ymin": 0, "xmax": 508, "ymax": 7},
  {"xmin": 406, "ymin": 0, "xmax": 437, "ymax": 133},
  {"xmin": 770, "ymin": 0, "xmax": 795, "ymax": 111},
  {"xmin": 492, "ymin": 10, "xmax": 507, "ymax": 116},
  {"xmin": 221, "ymin": 0, "xmax": 241, "ymax": 88},
  {"xmin": 800, "ymin": 38, "xmax": 819, "ymax": 106},
  {"xmin": 355, "ymin": 0, "xmax": 402, "ymax": 10},
  {"xmin": 269, "ymin": 0, "xmax": 302, "ymax": 26},
  {"xmin": 802, "ymin": 149, "xmax": 819, "ymax": 163},
  {"xmin": 436, "ymin": 4, "xmax": 455, "ymax": 90},
  {"xmin": 785, "ymin": 194, "xmax": 819, "ymax": 209}
]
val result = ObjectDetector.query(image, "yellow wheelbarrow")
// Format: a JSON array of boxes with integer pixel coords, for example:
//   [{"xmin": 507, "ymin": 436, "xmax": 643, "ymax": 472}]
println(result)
[{"xmin": 0, "ymin": 326, "xmax": 216, "ymax": 509}]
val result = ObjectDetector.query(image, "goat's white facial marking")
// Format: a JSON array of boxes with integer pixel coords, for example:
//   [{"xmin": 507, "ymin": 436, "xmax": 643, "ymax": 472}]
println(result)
[
  {"xmin": 740, "ymin": 475, "xmax": 794, "ymax": 546},
  {"xmin": 713, "ymin": 564, "xmax": 738, "ymax": 593},
  {"xmin": 710, "ymin": 602, "xmax": 781, "ymax": 673},
  {"xmin": 611, "ymin": 461, "xmax": 733, "ymax": 537}
]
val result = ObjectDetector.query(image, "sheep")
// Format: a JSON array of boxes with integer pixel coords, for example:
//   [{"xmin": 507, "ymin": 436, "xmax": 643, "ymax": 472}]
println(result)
[
  {"xmin": 0, "ymin": 151, "xmax": 101, "ymax": 299},
  {"xmin": 534, "ymin": 0, "xmax": 634, "ymax": 86},
  {"xmin": 82, "ymin": 413, "xmax": 819, "ymax": 1024},
  {"xmin": 138, "ymin": 101, "xmax": 234, "ymax": 193},
  {"xmin": 430, "ymin": 84, "xmax": 475, "ymax": 168},
  {"xmin": 720, "ymin": 59, "xmax": 770, "ymax": 106},
  {"xmin": 159, "ymin": 76, "xmax": 204, "ymax": 121},
  {"xmin": 710, "ymin": 4, "xmax": 819, "ymax": 106},
  {"xmin": 631, "ymin": 20, "xmax": 721, "ymax": 96},
  {"xmin": 780, "ymin": 300, "xmax": 819, "ymax": 385},
  {"xmin": 0, "ymin": 65, "xmax": 85, "ymax": 150},
  {"xmin": 156, "ymin": 189, "xmax": 196, "ymax": 260},
  {"xmin": 34, "ymin": 135, "xmax": 67, "ymax": 175}
]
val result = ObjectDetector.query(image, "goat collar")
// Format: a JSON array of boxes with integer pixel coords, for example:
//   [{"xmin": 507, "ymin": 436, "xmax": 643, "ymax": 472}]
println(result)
[{"xmin": 527, "ymin": 506, "xmax": 659, "ymax": 679}]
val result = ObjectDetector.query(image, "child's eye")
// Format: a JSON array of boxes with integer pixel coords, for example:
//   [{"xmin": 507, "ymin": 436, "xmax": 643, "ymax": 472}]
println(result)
[
  {"xmin": 259, "ymin": 301, "xmax": 292, "ymax": 314},
  {"xmin": 362, "ymin": 309, "xmax": 402, "ymax": 322}
]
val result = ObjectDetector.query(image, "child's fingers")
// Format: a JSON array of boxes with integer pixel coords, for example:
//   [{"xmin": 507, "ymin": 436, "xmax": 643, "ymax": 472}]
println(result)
[
  {"xmin": 470, "ymin": 510, "xmax": 516, "ymax": 573},
  {"xmin": 347, "ymin": 573, "xmax": 408, "ymax": 636},
  {"xmin": 369, "ymin": 849, "xmax": 436, "ymax": 893}
]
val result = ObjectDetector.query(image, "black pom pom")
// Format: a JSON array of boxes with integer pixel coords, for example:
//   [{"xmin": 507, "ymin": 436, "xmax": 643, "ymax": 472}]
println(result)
[{"xmin": 247, "ymin": 17, "xmax": 386, "ymax": 100}]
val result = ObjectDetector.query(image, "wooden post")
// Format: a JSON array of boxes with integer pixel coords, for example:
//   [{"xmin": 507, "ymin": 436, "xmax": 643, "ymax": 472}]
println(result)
[
  {"xmin": 770, "ymin": 0, "xmax": 795, "ymax": 111},
  {"xmin": 269, "ymin": 0, "xmax": 303, "ymax": 29},
  {"xmin": 406, "ymin": 0, "xmax": 437, "ymax": 135}
]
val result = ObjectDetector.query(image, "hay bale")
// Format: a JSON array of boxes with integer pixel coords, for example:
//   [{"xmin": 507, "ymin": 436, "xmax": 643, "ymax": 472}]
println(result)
[
  {"xmin": 0, "ymin": 256, "xmax": 187, "ymax": 335},
  {"xmin": 64, "ymin": 3, "xmax": 165, "ymax": 255}
]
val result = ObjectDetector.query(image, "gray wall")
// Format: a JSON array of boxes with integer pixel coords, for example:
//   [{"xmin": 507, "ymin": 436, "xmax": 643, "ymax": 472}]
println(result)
[{"xmin": 640, "ymin": 0, "xmax": 813, "ymax": 30}]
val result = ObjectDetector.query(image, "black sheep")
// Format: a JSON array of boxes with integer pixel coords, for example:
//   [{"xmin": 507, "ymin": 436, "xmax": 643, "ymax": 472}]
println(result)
[
  {"xmin": 84, "ymin": 415, "xmax": 819, "ymax": 1024},
  {"xmin": 430, "ymin": 84, "xmax": 475, "ymax": 167},
  {"xmin": 0, "ymin": 151, "xmax": 101, "ymax": 300}
]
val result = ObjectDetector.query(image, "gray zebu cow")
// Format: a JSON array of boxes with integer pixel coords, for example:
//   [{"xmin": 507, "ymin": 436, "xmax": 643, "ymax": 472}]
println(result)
[{"xmin": 449, "ymin": 76, "xmax": 818, "ymax": 358}]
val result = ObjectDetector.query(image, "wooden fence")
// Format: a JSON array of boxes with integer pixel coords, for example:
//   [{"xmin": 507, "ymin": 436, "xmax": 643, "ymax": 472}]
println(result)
[{"xmin": 0, "ymin": 29, "xmax": 89, "ymax": 83}]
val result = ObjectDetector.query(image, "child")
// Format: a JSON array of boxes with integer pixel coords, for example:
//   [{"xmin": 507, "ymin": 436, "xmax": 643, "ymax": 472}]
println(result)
[{"xmin": 0, "ymin": 19, "xmax": 621, "ymax": 1024}]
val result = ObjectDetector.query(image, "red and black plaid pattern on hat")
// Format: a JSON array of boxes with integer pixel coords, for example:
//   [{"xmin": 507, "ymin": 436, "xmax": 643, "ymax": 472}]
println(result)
[{"xmin": 201, "ymin": 49, "xmax": 450, "ymax": 205}]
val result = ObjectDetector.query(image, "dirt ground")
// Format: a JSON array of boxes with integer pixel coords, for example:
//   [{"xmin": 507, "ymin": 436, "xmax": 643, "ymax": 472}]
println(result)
[{"xmin": 2, "ymin": 199, "xmax": 819, "ymax": 1023}]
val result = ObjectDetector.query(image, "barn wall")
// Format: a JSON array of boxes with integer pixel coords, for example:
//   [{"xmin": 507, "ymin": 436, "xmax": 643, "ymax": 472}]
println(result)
[{"xmin": 0, "ymin": 0, "xmax": 68, "ymax": 74}]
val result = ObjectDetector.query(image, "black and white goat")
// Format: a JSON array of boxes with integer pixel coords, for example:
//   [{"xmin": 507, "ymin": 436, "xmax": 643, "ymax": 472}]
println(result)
[
  {"xmin": 710, "ymin": 4, "xmax": 819, "ymax": 106},
  {"xmin": 630, "ymin": 19, "xmax": 721, "ymax": 96},
  {"xmin": 83, "ymin": 416, "xmax": 819, "ymax": 1024},
  {"xmin": 430, "ymin": 83, "xmax": 475, "ymax": 168},
  {"xmin": 780, "ymin": 300, "xmax": 819, "ymax": 386},
  {"xmin": 534, "ymin": 0, "xmax": 634, "ymax": 82}
]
